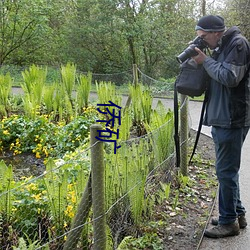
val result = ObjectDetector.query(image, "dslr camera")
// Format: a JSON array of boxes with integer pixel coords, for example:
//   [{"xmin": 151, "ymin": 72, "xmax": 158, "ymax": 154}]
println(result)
[{"xmin": 176, "ymin": 36, "xmax": 208, "ymax": 64}]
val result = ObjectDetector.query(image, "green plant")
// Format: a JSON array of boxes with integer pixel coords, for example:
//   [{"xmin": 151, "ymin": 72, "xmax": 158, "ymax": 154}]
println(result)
[
  {"xmin": 0, "ymin": 73, "xmax": 12, "ymax": 117},
  {"xmin": 105, "ymin": 138, "xmax": 153, "ymax": 231},
  {"xmin": 117, "ymin": 233, "xmax": 163, "ymax": 250},
  {"xmin": 178, "ymin": 173, "xmax": 191, "ymax": 189},
  {"xmin": 0, "ymin": 161, "xmax": 15, "ymax": 222},
  {"xmin": 43, "ymin": 84, "xmax": 56, "ymax": 114},
  {"xmin": 13, "ymin": 233, "xmax": 49, "ymax": 250},
  {"xmin": 96, "ymin": 81, "xmax": 122, "ymax": 108},
  {"xmin": 157, "ymin": 182, "xmax": 171, "ymax": 204},
  {"xmin": 12, "ymin": 176, "xmax": 49, "ymax": 241},
  {"xmin": 129, "ymin": 83, "xmax": 153, "ymax": 126},
  {"xmin": 43, "ymin": 159, "xmax": 69, "ymax": 224},
  {"xmin": 60, "ymin": 63, "xmax": 76, "ymax": 102},
  {"xmin": 76, "ymin": 72, "xmax": 92, "ymax": 110},
  {"xmin": 172, "ymin": 190, "xmax": 180, "ymax": 210},
  {"xmin": 21, "ymin": 65, "xmax": 47, "ymax": 118},
  {"xmin": 145, "ymin": 100, "xmax": 174, "ymax": 163}
]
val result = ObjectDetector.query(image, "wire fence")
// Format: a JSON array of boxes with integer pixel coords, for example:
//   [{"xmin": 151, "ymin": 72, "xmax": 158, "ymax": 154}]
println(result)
[
  {"xmin": 0, "ymin": 64, "xmax": 175, "ymax": 97},
  {"xmin": 0, "ymin": 66, "xmax": 190, "ymax": 249}
]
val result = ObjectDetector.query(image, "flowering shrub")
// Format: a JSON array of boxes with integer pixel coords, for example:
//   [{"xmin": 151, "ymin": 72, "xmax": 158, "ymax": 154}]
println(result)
[{"xmin": 0, "ymin": 106, "xmax": 99, "ymax": 158}]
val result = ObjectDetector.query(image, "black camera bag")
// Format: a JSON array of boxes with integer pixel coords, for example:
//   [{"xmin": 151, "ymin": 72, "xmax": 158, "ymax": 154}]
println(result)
[
  {"xmin": 174, "ymin": 58, "xmax": 209, "ymax": 168},
  {"xmin": 175, "ymin": 58, "xmax": 209, "ymax": 97}
]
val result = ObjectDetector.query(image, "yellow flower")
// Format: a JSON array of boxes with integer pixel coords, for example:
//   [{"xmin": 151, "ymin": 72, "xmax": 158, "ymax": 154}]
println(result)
[
  {"xmin": 32, "ymin": 193, "xmax": 42, "ymax": 201},
  {"xmin": 26, "ymin": 183, "xmax": 37, "ymax": 191},
  {"xmin": 65, "ymin": 205, "xmax": 74, "ymax": 218},
  {"xmin": 71, "ymin": 195, "xmax": 76, "ymax": 204},
  {"xmin": 3, "ymin": 130, "xmax": 9, "ymax": 135},
  {"xmin": 12, "ymin": 207, "xmax": 17, "ymax": 212},
  {"xmin": 36, "ymin": 152, "xmax": 41, "ymax": 159}
]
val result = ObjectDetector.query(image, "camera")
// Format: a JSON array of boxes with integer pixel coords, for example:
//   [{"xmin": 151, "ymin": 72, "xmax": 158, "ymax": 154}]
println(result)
[{"xmin": 176, "ymin": 36, "xmax": 208, "ymax": 64}]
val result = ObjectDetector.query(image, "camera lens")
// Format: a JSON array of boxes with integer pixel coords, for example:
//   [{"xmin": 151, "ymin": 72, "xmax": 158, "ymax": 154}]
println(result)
[{"xmin": 176, "ymin": 44, "xmax": 198, "ymax": 63}]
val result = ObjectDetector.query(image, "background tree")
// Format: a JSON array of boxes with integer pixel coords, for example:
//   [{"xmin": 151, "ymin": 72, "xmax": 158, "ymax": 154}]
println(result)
[
  {"xmin": 219, "ymin": 0, "xmax": 250, "ymax": 39},
  {"xmin": 0, "ymin": 0, "xmax": 234, "ymax": 80},
  {"xmin": 0, "ymin": 0, "xmax": 49, "ymax": 65}
]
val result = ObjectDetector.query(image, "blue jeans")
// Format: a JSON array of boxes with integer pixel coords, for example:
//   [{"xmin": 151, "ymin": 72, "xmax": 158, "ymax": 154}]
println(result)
[{"xmin": 211, "ymin": 126, "xmax": 249, "ymax": 225}]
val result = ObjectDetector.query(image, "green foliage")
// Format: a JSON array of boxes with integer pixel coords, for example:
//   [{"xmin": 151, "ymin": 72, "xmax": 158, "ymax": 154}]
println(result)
[
  {"xmin": 1, "ymin": 144, "xmax": 91, "ymax": 248},
  {"xmin": 145, "ymin": 100, "xmax": 174, "ymax": 163},
  {"xmin": 158, "ymin": 182, "xmax": 171, "ymax": 203},
  {"xmin": 77, "ymin": 72, "xmax": 92, "ymax": 110},
  {"xmin": 0, "ymin": 0, "xmax": 52, "ymax": 65},
  {"xmin": 0, "ymin": 69, "xmax": 179, "ymax": 248},
  {"xmin": 96, "ymin": 81, "xmax": 122, "ymax": 108},
  {"xmin": 13, "ymin": 235, "xmax": 46, "ymax": 250},
  {"xmin": 0, "ymin": 110, "xmax": 97, "ymax": 158},
  {"xmin": 117, "ymin": 233, "xmax": 163, "ymax": 250},
  {"xmin": 105, "ymin": 137, "xmax": 153, "ymax": 228},
  {"xmin": 0, "ymin": 0, "xmax": 228, "ymax": 78},
  {"xmin": 0, "ymin": 161, "xmax": 14, "ymax": 222},
  {"xmin": 0, "ymin": 73, "xmax": 12, "ymax": 116},
  {"xmin": 43, "ymin": 159, "xmax": 69, "ymax": 230},
  {"xmin": 118, "ymin": 108, "xmax": 132, "ymax": 141},
  {"xmin": 12, "ymin": 176, "xmax": 48, "ymax": 240},
  {"xmin": 61, "ymin": 63, "xmax": 76, "ymax": 101},
  {"xmin": 43, "ymin": 85, "xmax": 56, "ymax": 113},
  {"xmin": 21, "ymin": 65, "xmax": 47, "ymax": 118},
  {"xmin": 129, "ymin": 83, "xmax": 153, "ymax": 126}
]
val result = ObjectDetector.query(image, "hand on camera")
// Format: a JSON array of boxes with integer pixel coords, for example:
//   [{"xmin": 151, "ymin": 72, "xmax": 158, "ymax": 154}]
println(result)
[{"xmin": 192, "ymin": 47, "xmax": 207, "ymax": 64}]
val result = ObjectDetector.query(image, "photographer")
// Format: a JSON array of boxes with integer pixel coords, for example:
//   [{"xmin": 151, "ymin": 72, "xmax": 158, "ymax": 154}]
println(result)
[{"xmin": 192, "ymin": 15, "xmax": 250, "ymax": 238}]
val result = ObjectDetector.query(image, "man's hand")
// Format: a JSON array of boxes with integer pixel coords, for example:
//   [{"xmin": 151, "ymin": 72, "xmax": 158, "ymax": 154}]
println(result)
[{"xmin": 192, "ymin": 47, "xmax": 207, "ymax": 64}]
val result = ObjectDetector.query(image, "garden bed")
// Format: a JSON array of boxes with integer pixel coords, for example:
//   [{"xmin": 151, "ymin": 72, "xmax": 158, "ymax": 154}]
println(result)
[{"xmin": 0, "ymin": 130, "xmax": 217, "ymax": 250}]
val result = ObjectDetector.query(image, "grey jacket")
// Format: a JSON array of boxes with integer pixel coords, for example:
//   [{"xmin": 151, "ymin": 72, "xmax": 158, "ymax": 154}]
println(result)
[{"xmin": 203, "ymin": 26, "xmax": 250, "ymax": 128}]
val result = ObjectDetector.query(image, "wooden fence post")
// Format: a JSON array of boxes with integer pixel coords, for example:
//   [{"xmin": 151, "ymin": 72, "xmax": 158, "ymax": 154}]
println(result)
[
  {"xmin": 125, "ymin": 64, "xmax": 138, "ymax": 110},
  {"xmin": 91, "ymin": 124, "xmax": 106, "ymax": 250},
  {"xmin": 180, "ymin": 94, "xmax": 188, "ymax": 176},
  {"xmin": 133, "ymin": 64, "xmax": 138, "ymax": 86}
]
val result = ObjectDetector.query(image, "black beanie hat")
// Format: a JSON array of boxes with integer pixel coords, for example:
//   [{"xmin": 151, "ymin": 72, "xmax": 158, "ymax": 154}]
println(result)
[{"xmin": 195, "ymin": 15, "xmax": 225, "ymax": 32}]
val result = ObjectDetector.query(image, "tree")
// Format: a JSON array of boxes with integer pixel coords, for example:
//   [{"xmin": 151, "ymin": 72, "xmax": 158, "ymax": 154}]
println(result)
[
  {"xmin": 220, "ymin": 0, "xmax": 250, "ymax": 39},
  {"xmin": 0, "ymin": 0, "xmax": 48, "ymax": 65}
]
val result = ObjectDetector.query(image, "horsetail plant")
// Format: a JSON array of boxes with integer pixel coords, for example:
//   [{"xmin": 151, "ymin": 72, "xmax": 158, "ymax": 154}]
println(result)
[
  {"xmin": 21, "ymin": 65, "xmax": 47, "ymax": 118},
  {"xmin": 0, "ymin": 73, "xmax": 12, "ymax": 117},
  {"xmin": 43, "ymin": 84, "xmax": 56, "ymax": 114},
  {"xmin": 129, "ymin": 83, "xmax": 153, "ymax": 133},
  {"xmin": 145, "ymin": 100, "xmax": 174, "ymax": 164},
  {"xmin": 76, "ymin": 72, "xmax": 92, "ymax": 112},
  {"xmin": 43, "ymin": 159, "xmax": 69, "ymax": 235},
  {"xmin": 105, "ymin": 137, "xmax": 152, "ymax": 226},
  {"xmin": 96, "ymin": 81, "xmax": 122, "ymax": 109},
  {"xmin": 0, "ymin": 161, "xmax": 14, "ymax": 223},
  {"xmin": 52, "ymin": 82, "xmax": 74, "ymax": 122},
  {"xmin": 60, "ymin": 63, "xmax": 76, "ymax": 103}
]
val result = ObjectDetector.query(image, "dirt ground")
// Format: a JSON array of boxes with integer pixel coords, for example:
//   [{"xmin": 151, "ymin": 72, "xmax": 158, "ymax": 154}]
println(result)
[{"xmin": 159, "ymin": 130, "xmax": 217, "ymax": 250}]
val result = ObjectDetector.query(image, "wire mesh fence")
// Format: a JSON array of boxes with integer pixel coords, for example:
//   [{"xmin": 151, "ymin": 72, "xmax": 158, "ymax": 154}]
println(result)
[{"xmin": 0, "ymin": 65, "xmax": 190, "ymax": 249}]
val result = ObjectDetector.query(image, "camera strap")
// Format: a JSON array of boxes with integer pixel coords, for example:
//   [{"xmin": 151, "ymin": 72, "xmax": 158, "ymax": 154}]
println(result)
[{"xmin": 189, "ymin": 91, "xmax": 208, "ymax": 164}]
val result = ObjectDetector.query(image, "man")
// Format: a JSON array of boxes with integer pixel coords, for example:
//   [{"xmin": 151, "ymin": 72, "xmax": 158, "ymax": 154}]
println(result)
[{"xmin": 192, "ymin": 15, "xmax": 250, "ymax": 238}]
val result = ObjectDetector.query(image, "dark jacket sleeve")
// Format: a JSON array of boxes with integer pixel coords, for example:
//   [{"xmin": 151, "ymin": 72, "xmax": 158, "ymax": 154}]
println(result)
[{"xmin": 203, "ymin": 36, "xmax": 250, "ymax": 87}]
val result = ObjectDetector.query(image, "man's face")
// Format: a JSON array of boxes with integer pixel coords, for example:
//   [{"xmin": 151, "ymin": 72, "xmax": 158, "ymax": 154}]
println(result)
[{"xmin": 196, "ymin": 30, "xmax": 221, "ymax": 49}]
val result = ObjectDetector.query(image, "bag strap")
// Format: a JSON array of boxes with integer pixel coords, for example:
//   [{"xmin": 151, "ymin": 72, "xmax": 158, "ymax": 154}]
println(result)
[
  {"xmin": 174, "ymin": 80, "xmax": 180, "ymax": 168},
  {"xmin": 188, "ymin": 91, "xmax": 208, "ymax": 164},
  {"xmin": 174, "ymin": 81, "xmax": 208, "ymax": 167}
]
